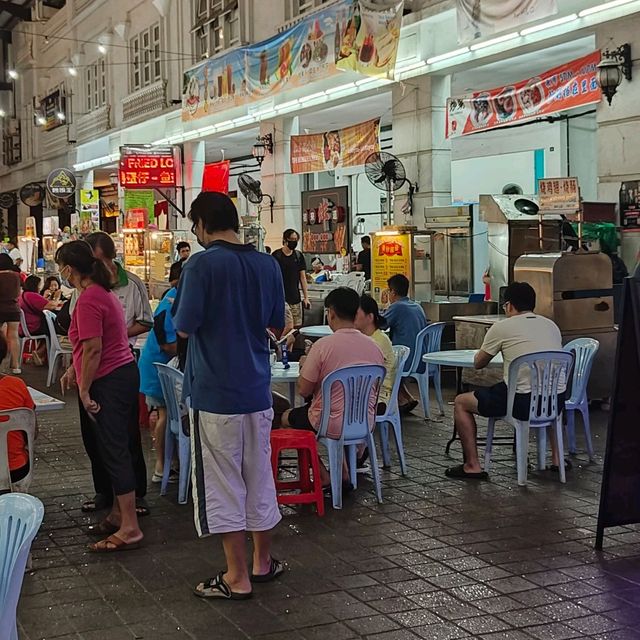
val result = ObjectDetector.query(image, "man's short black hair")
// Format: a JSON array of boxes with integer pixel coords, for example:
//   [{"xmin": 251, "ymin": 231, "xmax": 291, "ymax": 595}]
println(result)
[
  {"xmin": 325, "ymin": 287, "xmax": 359, "ymax": 321},
  {"xmin": 387, "ymin": 274, "xmax": 409, "ymax": 298},
  {"xmin": 190, "ymin": 192, "xmax": 239, "ymax": 234},
  {"xmin": 176, "ymin": 241, "xmax": 190, "ymax": 252},
  {"xmin": 361, "ymin": 236, "xmax": 371, "ymax": 246},
  {"xmin": 504, "ymin": 281, "xmax": 536, "ymax": 312},
  {"xmin": 169, "ymin": 261, "xmax": 183, "ymax": 283},
  {"xmin": 283, "ymin": 229, "xmax": 299, "ymax": 242}
]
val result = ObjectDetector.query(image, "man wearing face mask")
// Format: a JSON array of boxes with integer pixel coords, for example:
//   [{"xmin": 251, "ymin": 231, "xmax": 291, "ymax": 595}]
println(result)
[{"xmin": 272, "ymin": 229, "xmax": 309, "ymax": 328}]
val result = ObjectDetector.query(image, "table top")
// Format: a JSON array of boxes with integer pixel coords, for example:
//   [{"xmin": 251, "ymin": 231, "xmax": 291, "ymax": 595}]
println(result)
[
  {"xmin": 423, "ymin": 350, "xmax": 504, "ymax": 369},
  {"xmin": 453, "ymin": 315, "xmax": 504, "ymax": 325},
  {"xmin": 271, "ymin": 361, "xmax": 300, "ymax": 382},
  {"xmin": 299, "ymin": 326, "xmax": 332, "ymax": 338},
  {"xmin": 28, "ymin": 387, "xmax": 66, "ymax": 412}
]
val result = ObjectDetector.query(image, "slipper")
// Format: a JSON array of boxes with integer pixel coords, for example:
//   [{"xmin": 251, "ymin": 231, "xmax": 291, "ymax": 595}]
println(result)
[
  {"xmin": 251, "ymin": 557, "xmax": 284, "ymax": 584},
  {"xmin": 445, "ymin": 464, "xmax": 489, "ymax": 480},
  {"xmin": 88, "ymin": 534, "xmax": 142, "ymax": 553},
  {"xmin": 81, "ymin": 494, "xmax": 112, "ymax": 513},
  {"xmin": 356, "ymin": 448, "xmax": 370, "ymax": 469},
  {"xmin": 399, "ymin": 400, "xmax": 419, "ymax": 416},
  {"xmin": 549, "ymin": 459, "xmax": 573, "ymax": 472},
  {"xmin": 194, "ymin": 572, "xmax": 252, "ymax": 600},
  {"xmin": 135, "ymin": 499, "xmax": 150, "ymax": 517},
  {"xmin": 151, "ymin": 470, "xmax": 178, "ymax": 484},
  {"xmin": 87, "ymin": 520, "xmax": 119, "ymax": 536}
]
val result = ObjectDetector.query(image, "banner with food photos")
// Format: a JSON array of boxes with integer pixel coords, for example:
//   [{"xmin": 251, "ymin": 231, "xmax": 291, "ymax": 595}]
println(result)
[
  {"xmin": 446, "ymin": 51, "xmax": 601, "ymax": 139},
  {"xmin": 290, "ymin": 118, "xmax": 380, "ymax": 174},
  {"xmin": 182, "ymin": 0, "xmax": 403, "ymax": 121}
]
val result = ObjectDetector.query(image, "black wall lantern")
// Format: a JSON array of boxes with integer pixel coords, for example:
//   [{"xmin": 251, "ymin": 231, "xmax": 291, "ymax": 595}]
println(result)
[
  {"xmin": 598, "ymin": 44, "xmax": 632, "ymax": 106},
  {"xmin": 252, "ymin": 133, "xmax": 274, "ymax": 167}
]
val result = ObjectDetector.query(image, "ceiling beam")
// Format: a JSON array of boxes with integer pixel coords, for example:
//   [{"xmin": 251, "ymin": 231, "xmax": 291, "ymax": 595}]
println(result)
[{"xmin": 0, "ymin": 1, "xmax": 32, "ymax": 21}]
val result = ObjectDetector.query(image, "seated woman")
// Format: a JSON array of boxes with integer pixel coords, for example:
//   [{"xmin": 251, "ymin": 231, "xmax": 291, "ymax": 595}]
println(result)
[
  {"xmin": 20, "ymin": 275, "xmax": 59, "ymax": 363},
  {"xmin": 41, "ymin": 275, "xmax": 65, "ymax": 302},
  {"xmin": 0, "ymin": 332, "xmax": 35, "ymax": 485}
]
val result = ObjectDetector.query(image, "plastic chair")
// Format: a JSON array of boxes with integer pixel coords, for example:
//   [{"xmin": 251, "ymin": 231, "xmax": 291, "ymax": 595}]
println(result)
[
  {"xmin": 402, "ymin": 322, "xmax": 445, "ymax": 420},
  {"xmin": 376, "ymin": 346, "xmax": 411, "ymax": 474},
  {"xmin": 18, "ymin": 309, "xmax": 49, "ymax": 367},
  {"xmin": 270, "ymin": 430, "xmax": 324, "ymax": 516},
  {"xmin": 0, "ymin": 493, "xmax": 44, "ymax": 640},
  {"xmin": 0, "ymin": 410, "xmax": 36, "ymax": 493},
  {"xmin": 43, "ymin": 310, "xmax": 71, "ymax": 388},
  {"xmin": 316, "ymin": 364, "xmax": 386, "ymax": 509},
  {"xmin": 563, "ymin": 338, "xmax": 599, "ymax": 460},
  {"xmin": 484, "ymin": 351, "xmax": 574, "ymax": 486},
  {"xmin": 154, "ymin": 363, "xmax": 191, "ymax": 505}
]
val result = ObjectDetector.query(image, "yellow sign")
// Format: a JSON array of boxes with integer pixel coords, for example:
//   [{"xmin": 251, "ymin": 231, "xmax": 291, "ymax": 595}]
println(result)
[{"xmin": 371, "ymin": 232, "xmax": 412, "ymax": 304}]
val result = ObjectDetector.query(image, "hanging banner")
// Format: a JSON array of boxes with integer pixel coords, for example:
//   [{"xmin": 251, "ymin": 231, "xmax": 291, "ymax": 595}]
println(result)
[
  {"xmin": 182, "ymin": 0, "xmax": 402, "ymax": 121},
  {"xmin": 119, "ymin": 145, "xmax": 179, "ymax": 190},
  {"xmin": 291, "ymin": 118, "xmax": 380, "ymax": 174},
  {"xmin": 124, "ymin": 190, "xmax": 154, "ymax": 229},
  {"xmin": 202, "ymin": 160, "xmax": 230, "ymax": 193},
  {"xmin": 371, "ymin": 231, "xmax": 412, "ymax": 305},
  {"xmin": 457, "ymin": 0, "xmax": 557, "ymax": 44},
  {"xmin": 79, "ymin": 189, "xmax": 100, "ymax": 235},
  {"xmin": 446, "ymin": 51, "xmax": 602, "ymax": 139}
]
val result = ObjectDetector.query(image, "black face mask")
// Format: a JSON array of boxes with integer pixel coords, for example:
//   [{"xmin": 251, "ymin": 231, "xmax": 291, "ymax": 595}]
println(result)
[{"xmin": 287, "ymin": 240, "xmax": 298, "ymax": 251}]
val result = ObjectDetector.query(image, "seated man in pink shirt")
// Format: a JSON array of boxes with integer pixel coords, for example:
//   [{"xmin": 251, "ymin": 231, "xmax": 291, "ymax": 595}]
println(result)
[{"xmin": 281, "ymin": 287, "xmax": 384, "ymax": 492}]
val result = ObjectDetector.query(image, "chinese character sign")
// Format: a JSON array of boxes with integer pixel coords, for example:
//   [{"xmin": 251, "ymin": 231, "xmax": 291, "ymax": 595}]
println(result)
[
  {"xmin": 119, "ymin": 146, "xmax": 179, "ymax": 189},
  {"xmin": 371, "ymin": 232, "xmax": 412, "ymax": 305},
  {"xmin": 446, "ymin": 51, "xmax": 601, "ymax": 139},
  {"xmin": 538, "ymin": 177, "xmax": 580, "ymax": 214}
]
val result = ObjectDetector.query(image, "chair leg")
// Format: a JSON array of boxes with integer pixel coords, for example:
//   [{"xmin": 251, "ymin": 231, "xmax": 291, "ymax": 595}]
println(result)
[
  {"xmin": 556, "ymin": 417, "xmax": 566, "ymax": 484},
  {"xmin": 379, "ymin": 421, "xmax": 391, "ymax": 468},
  {"xmin": 161, "ymin": 423, "xmax": 175, "ymax": 497},
  {"xmin": 515, "ymin": 423, "xmax": 529, "ymax": 486},
  {"xmin": 484, "ymin": 418, "xmax": 496, "ymax": 473},
  {"xmin": 347, "ymin": 445, "xmax": 357, "ymax": 489},
  {"xmin": 178, "ymin": 434, "xmax": 191, "ymax": 504},
  {"xmin": 326, "ymin": 441, "xmax": 344, "ymax": 510},
  {"xmin": 580, "ymin": 404, "xmax": 595, "ymax": 461},
  {"xmin": 433, "ymin": 366, "xmax": 445, "ymax": 415},
  {"xmin": 565, "ymin": 409, "xmax": 577, "ymax": 455},
  {"xmin": 416, "ymin": 374, "xmax": 430, "ymax": 420},
  {"xmin": 536, "ymin": 428, "xmax": 547, "ymax": 471},
  {"xmin": 367, "ymin": 432, "xmax": 383, "ymax": 503},
  {"xmin": 308, "ymin": 444, "xmax": 325, "ymax": 517},
  {"xmin": 46, "ymin": 352, "xmax": 59, "ymax": 387},
  {"xmin": 390, "ymin": 415, "xmax": 407, "ymax": 476},
  {"xmin": 18, "ymin": 338, "xmax": 25, "ymax": 367}
]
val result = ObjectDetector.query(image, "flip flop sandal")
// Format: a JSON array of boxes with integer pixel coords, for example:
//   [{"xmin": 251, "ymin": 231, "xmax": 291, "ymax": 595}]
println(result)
[
  {"xmin": 399, "ymin": 400, "xmax": 419, "ymax": 416},
  {"xmin": 194, "ymin": 572, "xmax": 252, "ymax": 600},
  {"xmin": 88, "ymin": 534, "xmax": 142, "ymax": 553},
  {"xmin": 445, "ymin": 464, "xmax": 489, "ymax": 480},
  {"xmin": 87, "ymin": 520, "xmax": 119, "ymax": 536},
  {"xmin": 81, "ymin": 494, "xmax": 112, "ymax": 513},
  {"xmin": 550, "ymin": 460, "xmax": 573, "ymax": 472},
  {"xmin": 251, "ymin": 557, "xmax": 284, "ymax": 584},
  {"xmin": 135, "ymin": 499, "xmax": 150, "ymax": 517}
]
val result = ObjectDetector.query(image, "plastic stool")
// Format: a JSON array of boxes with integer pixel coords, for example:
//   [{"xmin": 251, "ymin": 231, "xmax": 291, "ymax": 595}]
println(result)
[{"xmin": 270, "ymin": 430, "xmax": 324, "ymax": 516}]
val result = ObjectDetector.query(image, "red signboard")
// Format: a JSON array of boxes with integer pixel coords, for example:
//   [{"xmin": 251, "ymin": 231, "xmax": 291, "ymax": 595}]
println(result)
[
  {"xmin": 446, "ymin": 51, "xmax": 602, "ymax": 139},
  {"xmin": 119, "ymin": 146, "xmax": 179, "ymax": 189}
]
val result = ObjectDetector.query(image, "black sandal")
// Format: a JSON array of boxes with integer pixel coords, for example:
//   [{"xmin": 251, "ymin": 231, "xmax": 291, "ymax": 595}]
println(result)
[
  {"xmin": 251, "ymin": 557, "xmax": 284, "ymax": 584},
  {"xmin": 549, "ymin": 459, "xmax": 573, "ymax": 472},
  {"xmin": 445, "ymin": 464, "xmax": 489, "ymax": 480},
  {"xmin": 194, "ymin": 572, "xmax": 252, "ymax": 600},
  {"xmin": 135, "ymin": 498, "xmax": 150, "ymax": 517},
  {"xmin": 81, "ymin": 494, "xmax": 112, "ymax": 513}
]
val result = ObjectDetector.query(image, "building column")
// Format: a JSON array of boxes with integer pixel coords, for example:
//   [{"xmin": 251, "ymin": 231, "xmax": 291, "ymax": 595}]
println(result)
[
  {"xmin": 392, "ymin": 74, "xmax": 452, "ymax": 224},
  {"xmin": 180, "ymin": 140, "xmax": 206, "ymax": 231}
]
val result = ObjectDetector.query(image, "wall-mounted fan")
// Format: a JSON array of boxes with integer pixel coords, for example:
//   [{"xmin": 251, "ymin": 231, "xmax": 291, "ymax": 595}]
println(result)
[
  {"xmin": 238, "ymin": 173, "xmax": 275, "ymax": 223},
  {"xmin": 364, "ymin": 151, "xmax": 414, "ymax": 222}
]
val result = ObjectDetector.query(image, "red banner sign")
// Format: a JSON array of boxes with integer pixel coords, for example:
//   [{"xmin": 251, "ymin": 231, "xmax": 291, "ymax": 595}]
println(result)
[
  {"xmin": 446, "ymin": 51, "xmax": 602, "ymax": 139},
  {"xmin": 119, "ymin": 146, "xmax": 179, "ymax": 189}
]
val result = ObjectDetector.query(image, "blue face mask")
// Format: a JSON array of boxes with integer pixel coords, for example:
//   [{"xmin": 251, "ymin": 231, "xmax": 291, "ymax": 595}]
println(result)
[{"xmin": 59, "ymin": 267, "xmax": 72, "ymax": 288}]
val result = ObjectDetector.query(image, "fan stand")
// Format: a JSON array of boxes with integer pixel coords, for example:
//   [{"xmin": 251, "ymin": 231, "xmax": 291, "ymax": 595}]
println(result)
[{"xmin": 385, "ymin": 179, "xmax": 393, "ymax": 226}]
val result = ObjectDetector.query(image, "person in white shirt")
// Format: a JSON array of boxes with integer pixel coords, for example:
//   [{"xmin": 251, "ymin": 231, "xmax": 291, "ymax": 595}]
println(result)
[
  {"xmin": 446, "ymin": 282, "xmax": 566, "ymax": 480},
  {"xmin": 7, "ymin": 239, "xmax": 22, "ymax": 269}
]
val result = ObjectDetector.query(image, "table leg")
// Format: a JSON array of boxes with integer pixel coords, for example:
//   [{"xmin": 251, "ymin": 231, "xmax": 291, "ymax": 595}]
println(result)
[
  {"xmin": 446, "ymin": 366, "xmax": 462, "ymax": 455},
  {"xmin": 289, "ymin": 382, "xmax": 296, "ymax": 409}
]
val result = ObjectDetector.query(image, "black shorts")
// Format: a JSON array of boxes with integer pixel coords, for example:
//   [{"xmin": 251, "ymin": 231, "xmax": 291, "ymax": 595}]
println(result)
[
  {"xmin": 0, "ymin": 311, "xmax": 20, "ymax": 323},
  {"xmin": 475, "ymin": 382, "xmax": 565, "ymax": 422},
  {"xmin": 287, "ymin": 403, "xmax": 315, "ymax": 431}
]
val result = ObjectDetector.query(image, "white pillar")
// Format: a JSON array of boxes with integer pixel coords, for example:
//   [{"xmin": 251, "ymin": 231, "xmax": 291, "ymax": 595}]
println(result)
[{"xmin": 181, "ymin": 140, "xmax": 206, "ymax": 231}]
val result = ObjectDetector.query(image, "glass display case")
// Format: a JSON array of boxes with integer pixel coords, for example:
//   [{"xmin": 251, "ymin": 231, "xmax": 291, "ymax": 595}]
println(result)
[{"xmin": 122, "ymin": 229, "xmax": 174, "ymax": 296}]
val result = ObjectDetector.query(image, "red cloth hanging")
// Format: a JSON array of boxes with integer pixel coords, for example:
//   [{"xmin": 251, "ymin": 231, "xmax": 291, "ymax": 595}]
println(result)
[{"xmin": 202, "ymin": 160, "xmax": 230, "ymax": 194}]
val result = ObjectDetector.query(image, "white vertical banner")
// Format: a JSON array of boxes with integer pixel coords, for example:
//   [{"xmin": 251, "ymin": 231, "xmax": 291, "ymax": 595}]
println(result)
[{"xmin": 457, "ymin": 0, "xmax": 558, "ymax": 44}]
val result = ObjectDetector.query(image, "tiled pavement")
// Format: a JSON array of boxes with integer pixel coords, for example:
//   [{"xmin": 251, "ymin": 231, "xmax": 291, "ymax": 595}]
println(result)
[{"xmin": 17, "ymin": 364, "xmax": 640, "ymax": 640}]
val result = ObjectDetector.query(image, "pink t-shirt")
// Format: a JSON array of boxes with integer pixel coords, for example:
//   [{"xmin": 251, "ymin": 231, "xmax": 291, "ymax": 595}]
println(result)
[
  {"xmin": 301, "ymin": 328, "xmax": 384, "ymax": 438},
  {"xmin": 68, "ymin": 285, "xmax": 133, "ymax": 381},
  {"xmin": 20, "ymin": 291, "xmax": 48, "ymax": 334}
]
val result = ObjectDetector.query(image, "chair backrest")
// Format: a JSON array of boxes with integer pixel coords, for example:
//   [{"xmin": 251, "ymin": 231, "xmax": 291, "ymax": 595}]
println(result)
[
  {"xmin": 563, "ymin": 338, "xmax": 599, "ymax": 404},
  {"xmin": 0, "ymin": 493, "xmax": 44, "ymax": 638},
  {"xmin": 406, "ymin": 322, "xmax": 445, "ymax": 374},
  {"xmin": 18, "ymin": 309, "xmax": 32, "ymax": 339},
  {"xmin": 385, "ymin": 346, "xmax": 411, "ymax": 416},
  {"xmin": 154, "ymin": 363, "xmax": 185, "ymax": 435},
  {"xmin": 506, "ymin": 351, "xmax": 574, "ymax": 425},
  {"xmin": 317, "ymin": 364, "xmax": 386, "ymax": 442},
  {"xmin": 0, "ymin": 410, "xmax": 36, "ymax": 492},
  {"xmin": 42, "ymin": 310, "xmax": 63, "ymax": 353}
]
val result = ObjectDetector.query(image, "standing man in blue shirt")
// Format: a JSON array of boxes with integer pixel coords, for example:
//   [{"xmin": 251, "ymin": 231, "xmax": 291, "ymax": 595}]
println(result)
[
  {"xmin": 172, "ymin": 192, "xmax": 285, "ymax": 601},
  {"xmin": 383, "ymin": 274, "xmax": 428, "ymax": 414}
]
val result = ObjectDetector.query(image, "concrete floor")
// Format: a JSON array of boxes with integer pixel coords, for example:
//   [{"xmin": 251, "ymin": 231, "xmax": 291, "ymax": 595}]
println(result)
[{"xmin": 17, "ymin": 363, "xmax": 640, "ymax": 640}]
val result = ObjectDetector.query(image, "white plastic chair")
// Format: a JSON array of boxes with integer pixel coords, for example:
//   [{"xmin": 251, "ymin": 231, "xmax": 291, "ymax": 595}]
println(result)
[
  {"xmin": 316, "ymin": 364, "xmax": 386, "ymax": 509},
  {"xmin": 376, "ymin": 346, "xmax": 411, "ymax": 475},
  {"xmin": 0, "ymin": 409, "xmax": 36, "ymax": 493},
  {"xmin": 0, "ymin": 493, "xmax": 45, "ymax": 640},
  {"xmin": 563, "ymin": 338, "xmax": 599, "ymax": 460},
  {"xmin": 43, "ymin": 310, "xmax": 71, "ymax": 388},
  {"xmin": 18, "ymin": 309, "xmax": 49, "ymax": 367},
  {"xmin": 484, "ymin": 351, "xmax": 574, "ymax": 486}
]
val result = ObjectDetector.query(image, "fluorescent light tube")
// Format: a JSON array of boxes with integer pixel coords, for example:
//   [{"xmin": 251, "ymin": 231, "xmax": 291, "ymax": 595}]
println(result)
[
  {"xmin": 426, "ymin": 48, "xmax": 470, "ymax": 64},
  {"xmin": 470, "ymin": 32, "xmax": 520, "ymax": 50},
  {"xmin": 520, "ymin": 14, "xmax": 578, "ymax": 35}
]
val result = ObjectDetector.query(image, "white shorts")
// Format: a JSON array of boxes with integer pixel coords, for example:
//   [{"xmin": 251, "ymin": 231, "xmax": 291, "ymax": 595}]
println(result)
[{"xmin": 190, "ymin": 408, "xmax": 281, "ymax": 537}]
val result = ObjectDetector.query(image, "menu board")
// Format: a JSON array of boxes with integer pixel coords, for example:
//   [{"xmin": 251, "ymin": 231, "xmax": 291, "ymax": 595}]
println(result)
[
  {"xmin": 620, "ymin": 181, "xmax": 640, "ymax": 228},
  {"xmin": 301, "ymin": 186, "xmax": 349, "ymax": 254},
  {"xmin": 371, "ymin": 231, "xmax": 412, "ymax": 305},
  {"xmin": 538, "ymin": 177, "xmax": 580, "ymax": 214}
]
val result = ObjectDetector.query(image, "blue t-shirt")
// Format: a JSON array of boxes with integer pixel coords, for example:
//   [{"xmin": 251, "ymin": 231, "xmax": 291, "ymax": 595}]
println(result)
[
  {"xmin": 383, "ymin": 298, "xmax": 428, "ymax": 371},
  {"xmin": 172, "ymin": 240, "xmax": 285, "ymax": 415},
  {"xmin": 138, "ymin": 287, "xmax": 178, "ymax": 400}
]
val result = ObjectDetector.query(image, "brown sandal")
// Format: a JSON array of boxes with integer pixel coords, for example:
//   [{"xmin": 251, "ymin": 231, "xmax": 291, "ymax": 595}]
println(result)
[
  {"xmin": 89, "ymin": 534, "xmax": 142, "ymax": 553},
  {"xmin": 87, "ymin": 520, "xmax": 119, "ymax": 536}
]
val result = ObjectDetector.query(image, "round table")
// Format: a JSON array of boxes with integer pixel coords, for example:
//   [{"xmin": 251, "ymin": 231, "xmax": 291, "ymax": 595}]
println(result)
[
  {"xmin": 271, "ymin": 362, "xmax": 300, "ymax": 407},
  {"xmin": 299, "ymin": 326, "xmax": 332, "ymax": 338}
]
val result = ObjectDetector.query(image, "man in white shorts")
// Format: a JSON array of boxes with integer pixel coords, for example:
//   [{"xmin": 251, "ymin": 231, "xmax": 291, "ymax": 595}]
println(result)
[{"xmin": 173, "ymin": 192, "xmax": 285, "ymax": 601}]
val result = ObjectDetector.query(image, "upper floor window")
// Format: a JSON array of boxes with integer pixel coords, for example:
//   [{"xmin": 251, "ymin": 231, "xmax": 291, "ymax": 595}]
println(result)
[
  {"xmin": 130, "ymin": 23, "xmax": 162, "ymax": 92},
  {"xmin": 193, "ymin": 0, "xmax": 240, "ymax": 60},
  {"xmin": 86, "ymin": 59, "xmax": 107, "ymax": 112},
  {"xmin": 288, "ymin": 0, "xmax": 330, "ymax": 19}
]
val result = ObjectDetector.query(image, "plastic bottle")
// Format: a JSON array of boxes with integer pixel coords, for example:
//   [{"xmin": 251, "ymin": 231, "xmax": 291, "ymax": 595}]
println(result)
[{"xmin": 281, "ymin": 342, "xmax": 290, "ymax": 369}]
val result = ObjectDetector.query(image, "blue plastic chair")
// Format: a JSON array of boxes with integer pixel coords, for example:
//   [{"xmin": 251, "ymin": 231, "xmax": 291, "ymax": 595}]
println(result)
[
  {"xmin": 0, "ymin": 410, "xmax": 36, "ymax": 493},
  {"xmin": 154, "ymin": 363, "xmax": 191, "ymax": 505},
  {"xmin": 316, "ymin": 364, "xmax": 386, "ymax": 510},
  {"xmin": 563, "ymin": 338, "xmax": 599, "ymax": 461},
  {"xmin": 484, "ymin": 351, "xmax": 574, "ymax": 486},
  {"xmin": 401, "ymin": 322, "xmax": 445, "ymax": 420},
  {"xmin": 0, "ymin": 493, "xmax": 44, "ymax": 640},
  {"xmin": 376, "ymin": 346, "xmax": 411, "ymax": 474}
]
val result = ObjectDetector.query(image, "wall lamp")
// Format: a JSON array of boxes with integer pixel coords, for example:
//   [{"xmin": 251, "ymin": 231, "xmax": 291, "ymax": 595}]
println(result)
[
  {"xmin": 252, "ymin": 133, "xmax": 274, "ymax": 167},
  {"xmin": 598, "ymin": 43, "xmax": 632, "ymax": 105}
]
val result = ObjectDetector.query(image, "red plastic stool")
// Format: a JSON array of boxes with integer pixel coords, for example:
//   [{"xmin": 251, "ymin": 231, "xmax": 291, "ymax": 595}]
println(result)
[{"xmin": 270, "ymin": 429, "xmax": 324, "ymax": 516}]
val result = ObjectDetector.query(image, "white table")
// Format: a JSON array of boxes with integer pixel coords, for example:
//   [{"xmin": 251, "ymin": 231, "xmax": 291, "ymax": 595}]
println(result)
[
  {"xmin": 423, "ymin": 349, "xmax": 503, "ymax": 369},
  {"xmin": 299, "ymin": 326, "xmax": 332, "ymax": 338},
  {"xmin": 28, "ymin": 387, "xmax": 65, "ymax": 412},
  {"xmin": 271, "ymin": 362, "xmax": 300, "ymax": 407}
]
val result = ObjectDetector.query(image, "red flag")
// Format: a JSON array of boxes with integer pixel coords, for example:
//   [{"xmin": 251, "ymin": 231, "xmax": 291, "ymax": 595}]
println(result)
[{"xmin": 202, "ymin": 160, "xmax": 230, "ymax": 193}]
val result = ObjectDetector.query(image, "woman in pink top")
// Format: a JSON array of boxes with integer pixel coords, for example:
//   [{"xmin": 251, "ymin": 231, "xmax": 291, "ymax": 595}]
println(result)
[{"xmin": 56, "ymin": 240, "xmax": 145, "ymax": 553}]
